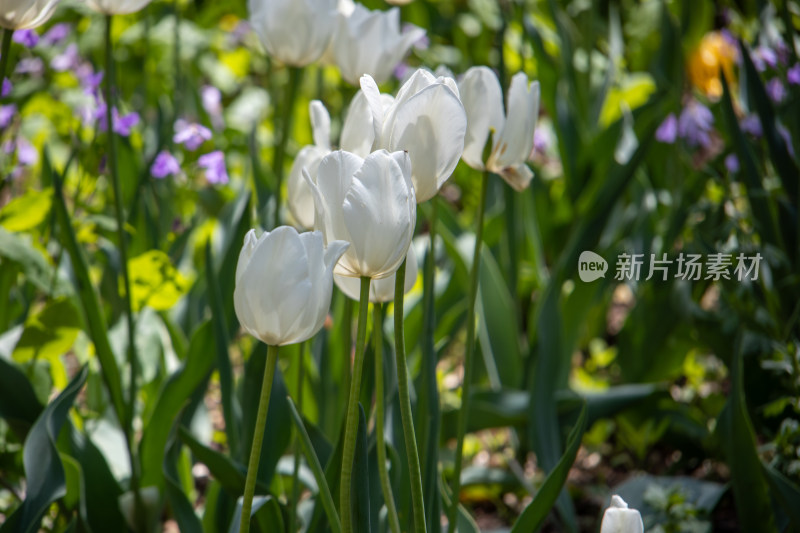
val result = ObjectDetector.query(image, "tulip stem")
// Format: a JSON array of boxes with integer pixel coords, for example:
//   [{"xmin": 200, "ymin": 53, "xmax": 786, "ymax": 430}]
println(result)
[
  {"xmin": 373, "ymin": 303, "xmax": 401, "ymax": 533},
  {"xmin": 241, "ymin": 344, "xmax": 280, "ymax": 533},
  {"xmin": 447, "ymin": 170, "xmax": 489, "ymax": 533},
  {"xmin": 104, "ymin": 15, "xmax": 145, "ymax": 533},
  {"xmin": 394, "ymin": 259, "xmax": 428, "ymax": 533},
  {"xmin": 0, "ymin": 29, "xmax": 12, "ymax": 97},
  {"xmin": 289, "ymin": 341, "xmax": 305, "ymax": 532},
  {"xmin": 272, "ymin": 66, "xmax": 302, "ymax": 228},
  {"xmin": 340, "ymin": 276, "xmax": 371, "ymax": 533}
]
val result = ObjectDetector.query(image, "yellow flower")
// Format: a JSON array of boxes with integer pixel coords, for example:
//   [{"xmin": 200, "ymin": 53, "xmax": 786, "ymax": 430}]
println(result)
[{"xmin": 687, "ymin": 32, "xmax": 738, "ymax": 99}]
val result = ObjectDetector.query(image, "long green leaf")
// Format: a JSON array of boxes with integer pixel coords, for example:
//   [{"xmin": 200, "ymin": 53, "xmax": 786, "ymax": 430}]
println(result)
[
  {"xmin": 0, "ymin": 357, "xmax": 43, "ymax": 440},
  {"xmin": 352, "ymin": 404, "xmax": 371, "ymax": 533}
]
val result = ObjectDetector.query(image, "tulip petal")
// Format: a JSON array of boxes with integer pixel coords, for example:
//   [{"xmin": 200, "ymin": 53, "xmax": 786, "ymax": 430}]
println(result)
[
  {"xmin": 387, "ymin": 82, "xmax": 467, "ymax": 202},
  {"xmin": 498, "ymin": 163, "xmax": 534, "ymax": 192},
  {"xmin": 490, "ymin": 74, "xmax": 539, "ymax": 172},
  {"xmin": 288, "ymin": 145, "xmax": 329, "ymax": 229},
  {"xmin": 235, "ymin": 229, "xmax": 259, "ymax": 284},
  {"xmin": 459, "ymin": 66, "xmax": 505, "ymax": 171},
  {"xmin": 340, "ymin": 91, "xmax": 376, "ymax": 158},
  {"xmin": 310, "ymin": 100, "xmax": 331, "ymax": 151},
  {"xmin": 359, "ymin": 75, "xmax": 386, "ymax": 148}
]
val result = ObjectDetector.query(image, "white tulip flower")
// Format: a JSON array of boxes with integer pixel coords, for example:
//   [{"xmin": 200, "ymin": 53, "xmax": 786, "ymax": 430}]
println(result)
[
  {"xmin": 85, "ymin": 0, "xmax": 151, "ymax": 15},
  {"xmin": 305, "ymin": 149, "xmax": 416, "ymax": 280},
  {"xmin": 248, "ymin": 0, "xmax": 336, "ymax": 67},
  {"xmin": 600, "ymin": 495, "xmax": 644, "ymax": 533},
  {"xmin": 331, "ymin": 3, "xmax": 424, "ymax": 85},
  {"xmin": 288, "ymin": 100, "xmax": 332, "ymax": 230},
  {"xmin": 335, "ymin": 245, "xmax": 417, "ymax": 302},
  {"xmin": 459, "ymin": 66, "xmax": 540, "ymax": 191},
  {"xmin": 343, "ymin": 69, "xmax": 467, "ymax": 203},
  {"xmin": 0, "ymin": 0, "xmax": 59, "ymax": 29},
  {"xmin": 233, "ymin": 226, "xmax": 349, "ymax": 346}
]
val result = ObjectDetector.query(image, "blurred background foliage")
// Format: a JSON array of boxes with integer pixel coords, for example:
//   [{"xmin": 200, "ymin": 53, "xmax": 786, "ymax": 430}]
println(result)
[{"xmin": 0, "ymin": 0, "xmax": 799, "ymax": 531}]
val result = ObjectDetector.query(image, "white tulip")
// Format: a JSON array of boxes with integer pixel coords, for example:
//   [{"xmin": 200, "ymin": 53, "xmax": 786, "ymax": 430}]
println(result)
[
  {"xmin": 85, "ymin": 0, "xmax": 151, "ymax": 15},
  {"xmin": 600, "ymin": 495, "xmax": 644, "ymax": 533},
  {"xmin": 248, "ymin": 0, "xmax": 336, "ymax": 67},
  {"xmin": 305, "ymin": 149, "xmax": 416, "ymax": 279},
  {"xmin": 288, "ymin": 100, "xmax": 332, "ymax": 230},
  {"xmin": 331, "ymin": 3, "xmax": 424, "ymax": 85},
  {"xmin": 335, "ymin": 245, "xmax": 417, "ymax": 302},
  {"xmin": 346, "ymin": 70, "xmax": 467, "ymax": 203},
  {"xmin": 233, "ymin": 226, "xmax": 349, "ymax": 346},
  {"xmin": 459, "ymin": 66, "xmax": 540, "ymax": 191},
  {"xmin": 0, "ymin": 0, "xmax": 59, "ymax": 29}
]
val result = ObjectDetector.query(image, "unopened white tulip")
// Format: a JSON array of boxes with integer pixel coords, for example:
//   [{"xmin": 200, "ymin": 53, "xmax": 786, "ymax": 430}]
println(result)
[
  {"xmin": 335, "ymin": 245, "xmax": 417, "ymax": 302},
  {"xmin": 233, "ymin": 227, "xmax": 349, "ymax": 346},
  {"xmin": 0, "ymin": 0, "xmax": 59, "ymax": 29},
  {"xmin": 85, "ymin": 0, "xmax": 151, "ymax": 15},
  {"xmin": 600, "ymin": 495, "xmax": 644, "ymax": 533},
  {"xmin": 331, "ymin": 3, "xmax": 424, "ymax": 85},
  {"xmin": 288, "ymin": 100, "xmax": 332, "ymax": 229},
  {"xmin": 248, "ymin": 0, "xmax": 336, "ymax": 67},
  {"xmin": 305, "ymin": 149, "xmax": 415, "ymax": 279},
  {"xmin": 459, "ymin": 66, "xmax": 540, "ymax": 191},
  {"xmin": 344, "ymin": 70, "xmax": 467, "ymax": 203}
]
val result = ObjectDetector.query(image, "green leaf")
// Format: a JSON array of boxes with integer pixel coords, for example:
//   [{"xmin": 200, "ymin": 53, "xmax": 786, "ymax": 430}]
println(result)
[
  {"xmin": 0, "ymin": 188, "xmax": 53, "ymax": 232},
  {"xmin": 128, "ymin": 250, "xmax": 191, "ymax": 312},
  {"xmin": 1, "ymin": 366, "xmax": 88, "ymax": 533},
  {"xmin": 140, "ymin": 321, "xmax": 215, "ymax": 488},
  {"xmin": 0, "ymin": 226, "xmax": 64, "ymax": 295},
  {"xmin": 512, "ymin": 403, "xmax": 587, "ymax": 533},
  {"xmin": 0, "ymin": 356, "xmax": 43, "ymax": 440},
  {"xmin": 178, "ymin": 425, "xmax": 247, "ymax": 496},
  {"xmin": 352, "ymin": 404, "xmax": 371, "ymax": 533},
  {"xmin": 228, "ymin": 495, "xmax": 285, "ymax": 533},
  {"xmin": 163, "ymin": 435, "xmax": 203, "ymax": 533},
  {"xmin": 762, "ymin": 461, "xmax": 800, "ymax": 528}
]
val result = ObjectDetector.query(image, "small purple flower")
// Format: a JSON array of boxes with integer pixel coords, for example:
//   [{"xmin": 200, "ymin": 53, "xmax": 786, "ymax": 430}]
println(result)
[
  {"xmin": 198, "ymin": 151, "xmax": 228, "ymax": 185},
  {"xmin": 51, "ymin": 43, "xmax": 80, "ymax": 72},
  {"xmin": 787, "ymin": 63, "xmax": 800, "ymax": 86},
  {"xmin": 113, "ymin": 109, "xmax": 140, "ymax": 136},
  {"xmin": 42, "ymin": 23, "xmax": 71, "ymax": 46},
  {"xmin": 655, "ymin": 113, "xmax": 678, "ymax": 144},
  {"xmin": 201, "ymin": 85, "xmax": 224, "ymax": 129},
  {"xmin": 740, "ymin": 115, "xmax": 762, "ymax": 137},
  {"xmin": 173, "ymin": 120, "xmax": 212, "ymax": 150},
  {"xmin": 17, "ymin": 138, "xmax": 38, "ymax": 166},
  {"xmin": 724, "ymin": 153, "xmax": 739, "ymax": 173},
  {"xmin": 15, "ymin": 57, "xmax": 44, "ymax": 76},
  {"xmin": 393, "ymin": 62, "xmax": 411, "ymax": 83},
  {"xmin": 778, "ymin": 124, "xmax": 795, "ymax": 158},
  {"xmin": 678, "ymin": 101, "xmax": 714, "ymax": 148},
  {"xmin": 0, "ymin": 104, "xmax": 16, "ymax": 129},
  {"xmin": 533, "ymin": 128, "xmax": 549, "ymax": 154},
  {"xmin": 2, "ymin": 79, "xmax": 11, "ymax": 97},
  {"xmin": 753, "ymin": 46, "xmax": 778, "ymax": 72},
  {"xmin": 151, "ymin": 150, "xmax": 181, "ymax": 179},
  {"xmin": 12, "ymin": 29, "xmax": 38, "ymax": 48},
  {"xmin": 766, "ymin": 78, "xmax": 785, "ymax": 103},
  {"xmin": 79, "ymin": 68, "xmax": 104, "ymax": 96}
]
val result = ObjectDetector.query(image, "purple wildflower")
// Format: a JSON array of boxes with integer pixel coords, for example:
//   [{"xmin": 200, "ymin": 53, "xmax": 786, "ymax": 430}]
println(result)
[
  {"xmin": 740, "ymin": 115, "xmax": 762, "ymax": 137},
  {"xmin": 724, "ymin": 154, "xmax": 739, "ymax": 173},
  {"xmin": 200, "ymin": 85, "xmax": 224, "ymax": 129},
  {"xmin": 15, "ymin": 57, "xmax": 44, "ymax": 76},
  {"xmin": 80, "ymin": 69, "xmax": 104, "ymax": 95},
  {"xmin": 42, "ymin": 23, "xmax": 70, "ymax": 46},
  {"xmin": 678, "ymin": 101, "xmax": 714, "ymax": 148},
  {"xmin": 151, "ymin": 150, "xmax": 181, "ymax": 179},
  {"xmin": 2, "ymin": 79, "xmax": 11, "ymax": 97},
  {"xmin": 112, "ymin": 109, "xmax": 140, "ymax": 136},
  {"xmin": 766, "ymin": 78, "xmax": 785, "ymax": 103},
  {"xmin": 173, "ymin": 120, "xmax": 212, "ymax": 150},
  {"xmin": 655, "ymin": 113, "xmax": 678, "ymax": 144},
  {"xmin": 0, "ymin": 104, "xmax": 16, "ymax": 129},
  {"xmin": 778, "ymin": 125, "xmax": 795, "ymax": 158},
  {"xmin": 12, "ymin": 29, "xmax": 38, "ymax": 48},
  {"xmin": 51, "ymin": 43, "xmax": 80, "ymax": 72},
  {"xmin": 787, "ymin": 64, "xmax": 800, "ymax": 86},
  {"xmin": 753, "ymin": 46, "xmax": 778, "ymax": 72},
  {"xmin": 393, "ymin": 62, "xmax": 411, "ymax": 82},
  {"xmin": 17, "ymin": 138, "xmax": 38, "ymax": 166},
  {"xmin": 198, "ymin": 151, "xmax": 228, "ymax": 184},
  {"xmin": 533, "ymin": 128, "xmax": 549, "ymax": 154}
]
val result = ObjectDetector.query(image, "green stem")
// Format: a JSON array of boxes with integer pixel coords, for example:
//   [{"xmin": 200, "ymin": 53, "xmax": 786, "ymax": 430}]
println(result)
[
  {"xmin": 289, "ymin": 341, "xmax": 305, "ymax": 532},
  {"xmin": 374, "ymin": 303, "xmax": 401, "ymax": 533},
  {"xmin": 394, "ymin": 260, "xmax": 428, "ymax": 533},
  {"xmin": 241, "ymin": 344, "xmax": 280, "ymax": 533},
  {"xmin": 339, "ymin": 277, "xmax": 371, "ymax": 533},
  {"xmin": 104, "ymin": 15, "xmax": 144, "ymax": 533},
  {"xmin": 0, "ymin": 29, "xmax": 12, "ymax": 97},
  {"xmin": 272, "ymin": 66, "xmax": 302, "ymax": 229},
  {"xmin": 447, "ymin": 170, "xmax": 489, "ymax": 533}
]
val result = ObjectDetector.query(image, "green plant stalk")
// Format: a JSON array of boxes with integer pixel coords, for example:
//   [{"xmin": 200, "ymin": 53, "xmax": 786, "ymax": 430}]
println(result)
[
  {"xmin": 447, "ymin": 170, "xmax": 490, "ymax": 533},
  {"xmin": 240, "ymin": 344, "xmax": 280, "ymax": 533},
  {"xmin": 373, "ymin": 303, "xmax": 401, "ymax": 533},
  {"xmin": 394, "ymin": 260, "xmax": 428, "ymax": 532},
  {"xmin": 104, "ymin": 15, "xmax": 144, "ymax": 533},
  {"xmin": 272, "ymin": 66, "xmax": 303, "ymax": 228},
  {"xmin": 289, "ymin": 341, "xmax": 306, "ymax": 533},
  {"xmin": 339, "ymin": 276, "xmax": 371, "ymax": 533},
  {"xmin": 0, "ymin": 29, "xmax": 12, "ymax": 96}
]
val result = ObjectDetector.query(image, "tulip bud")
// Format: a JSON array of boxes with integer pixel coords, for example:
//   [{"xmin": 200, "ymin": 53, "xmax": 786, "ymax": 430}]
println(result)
[
  {"xmin": 248, "ymin": 0, "xmax": 337, "ymax": 67},
  {"xmin": 459, "ymin": 66, "xmax": 540, "ymax": 191},
  {"xmin": 85, "ymin": 0, "xmax": 151, "ymax": 15},
  {"xmin": 335, "ymin": 245, "xmax": 417, "ymax": 302},
  {"xmin": 305, "ymin": 149, "xmax": 416, "ymax": 280},
  {"xmin": 288, "ymin": 100, "xmax": 332, "ymax": 230},
  {"xmin": 600, "ymin": 495, "xmax": 644, "ymax": 533},
  {"xmin": 233, "ymin": 227, "xmax": 349, "ymax": 346},
  {"xmin": 1, "ymin": 0, "xmax": 60, "ymax": 30}
]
